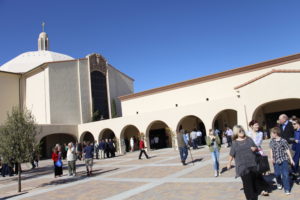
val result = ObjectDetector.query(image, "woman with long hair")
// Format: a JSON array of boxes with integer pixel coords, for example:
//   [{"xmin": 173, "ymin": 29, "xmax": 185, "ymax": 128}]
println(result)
[
  {"xmin": 227, "ymin": 125, "xmax": 269, "ymax": 200},
  {"xmin": 206, "ymin": 129, "xmax": 221, "ymax": 177}
]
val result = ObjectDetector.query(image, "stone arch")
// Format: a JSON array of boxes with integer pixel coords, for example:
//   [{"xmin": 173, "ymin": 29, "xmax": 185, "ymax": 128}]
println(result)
[
  {"xmin": 146, "ymin": 120, "xmax": 171, "ymax": 150},
  {"xmin": 252, "ymin": 98, "xmax": 300, "ymax": 132},
  {"xmin": 99, "ymin": 128, "xmax": 116, "ymax": 140},
  {"xmin": 80, "ymin": 131, "xmax": 95, "ymax": 143},
  {"xmin": 212, "ymin": 109, "xmax": 237, "ymax": 131},
  {"xmin": 120, "ymin": 125, "xmax": 140, "ymax": 152},
  {"xmin": 176, "ymin": 115, "xmax": 206, "ymax": 145},
  {"xmin": 40, "ymin": 133, "xmax": 77, "ymax": 159}
]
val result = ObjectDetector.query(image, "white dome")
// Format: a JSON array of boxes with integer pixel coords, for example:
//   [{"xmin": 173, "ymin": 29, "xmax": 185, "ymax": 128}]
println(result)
[
  {"xmin": 39, "ymin": 32, "xmax": 48, "ymax": 38},
  {"xmin": 0, "ymin": 50, "xmax": 74, "ymax": 73}
]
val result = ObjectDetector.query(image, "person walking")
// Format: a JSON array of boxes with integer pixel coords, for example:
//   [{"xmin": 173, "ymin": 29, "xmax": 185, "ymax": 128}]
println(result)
[
  {"xmin": 206, "ymin": 129, "xmax": 221, "ymax": 177},
  {"xmin": 83, "ymin": 141, "xmax": 94, "ymax": 176},
  {"xmin": 227, "ymin": 125, "xmax": 269, "ymax": 200},
  {"xmin": 292, "ymin": 118, "xmax": 300, "ymax": 178},
  {"xmin": 177, "ymin": 126, "xmax": 189, "ymax": 166},
  {"xmin": 52, "ymin": 146, "xmax": 63, "ymax": 178},
  {"xmin": 67, "ymin": 142, "xmax": 76, "ymax": 176},
  {"xmin": 247, "ymin": 120, "xmax": 269, "ymax": 196},
  {"xmin": 247, "ymin": 120, "xmax": 263, "ymax": 150},
  {"xmin": 138, "ymin": 137, "xmax": 149, "ymax": 159},
  {"xmin": 130, "ymin": 137, "xmax": 134, "ymax": 152},
  {"xmin": 190, "ymin": 129, "xmax": 198, "ymax": 149},
  {"xmin": 279, "ymin": 114, "xmax": 295, "ymax": 145},
  {"xmin": 98, "ymin": 139, "xmax": 105, "ymax": 159},
  {"xmin": 269, "ymin": 127, "xmax": 295, "ymax": 195},
  {"xmin": 225, "ymin": 126, "xmax": 233, "ymax": 147},
  {"xmin": 196, "ymin": 129, "xmax": 202, "ymax": 146},
  {"xmin": 108, "ymin": 139, "xmax": 116, "ymax": 157},
  {"xmin": 104, "ymin": 139, "xmax": 110, "ymax": 158}
]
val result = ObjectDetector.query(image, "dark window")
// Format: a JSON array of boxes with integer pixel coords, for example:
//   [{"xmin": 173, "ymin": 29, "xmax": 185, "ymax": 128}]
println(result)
[{"xmin": 91, "ymin": 71, "xmax": 109, "ymax": 120}]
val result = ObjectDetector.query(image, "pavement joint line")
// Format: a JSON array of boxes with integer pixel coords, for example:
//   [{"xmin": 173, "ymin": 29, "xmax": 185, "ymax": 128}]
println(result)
[
  {"xmin": 91, "ymin": 177, "xmax": 240, "ymax": 183},
  {"xmin": 3, "ymin": 145, "xmax": 255, "ymax": 200},
  {"xmin": 8, "ymin": 154, "xmax": 180, "ymax": 200},
  {"xmin": 103, "ymin": 153, "xmax": 228, "ymax": 200}
]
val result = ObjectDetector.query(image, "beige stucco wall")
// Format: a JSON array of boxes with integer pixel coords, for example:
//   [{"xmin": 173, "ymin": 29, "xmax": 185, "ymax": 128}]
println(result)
[
  {"xmin": 36, "ymin": 124, "xmax": 78, "ymax": 143},
  {"xmin": 0, "ymin": 72, "xmax": 20, "ymax": 124},
  {"xmin": 107, "ymin": 65, "xmax": 134, "ymax": 117},
  {"xmin": 25, "ymin": 69, "xmax": 50, "ymax": 124},
  {"xmin": 48, "ymin": 60, "xmax": 92, "ymax": 124},
  {"xmin": 76, "ymin": 60, "xmax": 300, "ymax": 154},
  {"xmin": 237, "ymin": 72, "xmax": 300, "ymax": 122},
  {"xmin": 78, "ymin": 59, "xmax": 92, "ymax": 123},
  {"xmin": 121, "ymin": 60, "xmax": 300, "ymax": 116}
]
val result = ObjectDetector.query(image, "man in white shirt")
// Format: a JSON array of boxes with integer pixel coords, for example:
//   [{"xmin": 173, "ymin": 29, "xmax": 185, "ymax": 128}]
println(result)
[
  {"xmin": 190, "ymin": 129, "xmax": 198, "ymax": 149},
  {"xmin": 225, "ymin": 126, "xmax": 233, "ymax": 147},
  {"xmin": 196, "ymin": 130, "xmax": 202, "ymax": 146}
]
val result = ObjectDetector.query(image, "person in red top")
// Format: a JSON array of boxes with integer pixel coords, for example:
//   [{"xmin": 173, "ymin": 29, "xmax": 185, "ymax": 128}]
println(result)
[
  {"xmin": 139, "ymin": 137, "xmax": 149, "ymax": 159},
  {"xmin": 52, "ymin": 146, "xmax": 63, "ymax": 178}
]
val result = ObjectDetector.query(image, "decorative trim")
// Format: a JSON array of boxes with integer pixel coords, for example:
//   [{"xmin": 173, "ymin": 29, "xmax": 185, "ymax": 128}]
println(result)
[{"xmin": 234, "ymin": 69, "xmax": 300, "ymax": 90}]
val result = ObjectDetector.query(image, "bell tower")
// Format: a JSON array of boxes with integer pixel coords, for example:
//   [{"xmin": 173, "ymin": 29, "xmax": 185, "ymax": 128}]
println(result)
[{"xmin": 38, "ymin": 22, "xmax": 49, "ymax": 51}]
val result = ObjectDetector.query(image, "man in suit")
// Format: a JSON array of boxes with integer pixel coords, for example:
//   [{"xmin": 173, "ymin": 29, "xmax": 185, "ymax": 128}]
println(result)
[{"xmin": 279, "ymin": 114, "xmax": 295, "ymax": 144}]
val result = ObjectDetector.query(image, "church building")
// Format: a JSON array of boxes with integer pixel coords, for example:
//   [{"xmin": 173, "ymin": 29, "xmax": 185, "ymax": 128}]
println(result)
[{"xmin": 1, "ymin": 30, "xmax": 300, "ymax": 158}]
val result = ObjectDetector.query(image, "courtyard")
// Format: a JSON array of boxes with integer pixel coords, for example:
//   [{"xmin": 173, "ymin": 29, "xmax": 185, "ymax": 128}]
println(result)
[{"xmin": 1, "ymin": 141, "xmax": 299, "ymax": 200}]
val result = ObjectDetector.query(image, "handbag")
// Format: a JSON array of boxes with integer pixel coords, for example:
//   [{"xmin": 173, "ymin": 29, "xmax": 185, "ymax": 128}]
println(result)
[
  {"xmin": 55, "ymin": 160, "xmax": 62, "ymax": 167},
  {"xmin": 256, "ymin": 154, "xmax": 270, "ymax": 173}
]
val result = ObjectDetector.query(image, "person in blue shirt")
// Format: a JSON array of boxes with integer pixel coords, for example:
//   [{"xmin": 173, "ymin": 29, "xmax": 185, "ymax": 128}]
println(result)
[
  {"xmin": 292, "ymin": 118, "xmax": 300, "ymax": 180},
  {"xmin": 98, "ymin": 140, "xmax": 105, "ymax": 159},
  {"xmin": 83, "ymin": 141, "xmax": 94, "ymax": 176}
]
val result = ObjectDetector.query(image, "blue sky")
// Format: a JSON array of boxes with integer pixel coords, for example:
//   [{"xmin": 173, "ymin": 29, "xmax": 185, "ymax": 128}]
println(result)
[{"xmin": 1, "ymin": 0, "xmax": 300, "ymax": 92}]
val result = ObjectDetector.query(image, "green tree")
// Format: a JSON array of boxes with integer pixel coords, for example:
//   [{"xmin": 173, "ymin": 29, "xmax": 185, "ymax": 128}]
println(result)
[
  {"xmin": 111, "ymin": 99, "xmax": 118, "ymax": 118},
  {"xmin": 0, "ymin": 107, "xmax": 38, "ymax": 192}
]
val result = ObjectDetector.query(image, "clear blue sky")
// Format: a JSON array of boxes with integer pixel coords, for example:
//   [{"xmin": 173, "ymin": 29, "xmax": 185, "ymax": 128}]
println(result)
[{"xmin": 1, "ymin": 0, "xmax": 300, "ymax": 92}]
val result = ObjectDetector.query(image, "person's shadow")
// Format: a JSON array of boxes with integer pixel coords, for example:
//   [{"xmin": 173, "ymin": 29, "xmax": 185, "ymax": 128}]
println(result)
[{"xmin": 220, "ymin": 165, "xmax": 235, "ymax": 174}]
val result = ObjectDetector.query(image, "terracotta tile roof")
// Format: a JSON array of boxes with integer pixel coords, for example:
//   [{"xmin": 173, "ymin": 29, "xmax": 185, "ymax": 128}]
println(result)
[
  {"xmin": 234, "ymin": 69, "xmax": 300, "ymax": 90},
  {"xmin": 119, "ymin": 53, "xmax": 300, "ymax": 101}
]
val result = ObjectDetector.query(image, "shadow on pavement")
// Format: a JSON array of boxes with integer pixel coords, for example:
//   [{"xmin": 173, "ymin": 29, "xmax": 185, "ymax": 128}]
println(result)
[
  {"xmin": 187, "ymin": 158, "xmax": 203, "ymax": 165},
  {"xmin": 38, "ymin": 168, "xmax": 119, "ymax": 187},
  {"xmin": 1, "ymin": 192, "xmax": 28, "ymax": 200}
]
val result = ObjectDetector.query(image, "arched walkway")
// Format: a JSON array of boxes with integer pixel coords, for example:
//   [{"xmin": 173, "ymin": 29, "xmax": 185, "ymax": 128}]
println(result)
[
  {"xmin": 99, "ymin": 129, "xmax": 116, "ymax": 140},
  {"xmin": 80, "ymin": 131, "xmax": 95, "ymax": 143},
  {"xmin": 176, "ymin": 115, "xmax": 206, "ymax": 145},
  {"xmin": 40, "ymin": 133, "xmax": 77, "ymax": 159},
  {"xmin": 252, "ymin": 98, "xmax": 300, "ymax": 131},
  {"xmin": 212, "ymin": 109, "xmax": 237, "ymax": 132},
  {"xmin": 147, "ymin": 121, "xmax": 171, "ymax": 150},
  {"xmin": 121, "ymin": 125, "xmax": 140, "ymax": 152}
]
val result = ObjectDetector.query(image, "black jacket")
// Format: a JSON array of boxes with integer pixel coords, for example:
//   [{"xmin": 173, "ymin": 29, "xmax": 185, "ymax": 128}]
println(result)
[{"xmin": 280, "ymin": 121, "xmax": 294, "ymax": 144}]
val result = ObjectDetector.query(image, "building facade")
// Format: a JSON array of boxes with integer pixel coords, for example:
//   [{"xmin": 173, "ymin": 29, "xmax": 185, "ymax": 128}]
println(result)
[{"xmin": 1, "ymin": 31, "xmax": 300, "ymax": 157}]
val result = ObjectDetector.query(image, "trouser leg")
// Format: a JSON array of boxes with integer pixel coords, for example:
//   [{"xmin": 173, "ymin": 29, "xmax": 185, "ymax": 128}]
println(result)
[{"xmin": 241, "ymin": 172, "xmax": 258, "ymax": 200}]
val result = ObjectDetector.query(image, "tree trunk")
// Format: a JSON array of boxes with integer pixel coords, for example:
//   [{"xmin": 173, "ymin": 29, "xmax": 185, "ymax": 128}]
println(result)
[{"xmin": 18, "ymin": 163, "xmax": 21, "ymax": 192}]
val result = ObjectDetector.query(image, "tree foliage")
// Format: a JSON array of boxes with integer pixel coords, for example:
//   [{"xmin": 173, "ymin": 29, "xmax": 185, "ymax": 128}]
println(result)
[
  {"xmin": 0, "ymin": 107, "xmax": 38, "ymax": 165},
  {"xmin": 111, "ymin": 99, "xmax": 118, "ymax": 118}
]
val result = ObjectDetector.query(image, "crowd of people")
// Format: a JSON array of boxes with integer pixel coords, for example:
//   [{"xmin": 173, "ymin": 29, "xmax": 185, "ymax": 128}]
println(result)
[
  {"xmin": 51, "ymin": 139, "xmax": 117, "ymax": 177},
  {"xmin": 177, "ymin": 113, "xmax": 300, "ymax": 200},
  {"xmin": 2, "ymin": 113, "xmax": 300, "ymax": 199}
]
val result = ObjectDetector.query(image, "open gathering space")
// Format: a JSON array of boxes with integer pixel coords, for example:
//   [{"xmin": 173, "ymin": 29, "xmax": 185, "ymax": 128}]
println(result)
[
  {"xmin": 1, "ymin": 1, "xmax": 300, "ymax": 200},
  {"xmin": 0, "ymin": 141, "xmax": 299, "ymax": 200}
]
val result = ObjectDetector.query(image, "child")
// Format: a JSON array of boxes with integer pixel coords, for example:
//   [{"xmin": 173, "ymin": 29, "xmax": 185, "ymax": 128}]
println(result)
[{"xmin": 269, "ymin": 127, "xmax": 295, "ymax": 195}]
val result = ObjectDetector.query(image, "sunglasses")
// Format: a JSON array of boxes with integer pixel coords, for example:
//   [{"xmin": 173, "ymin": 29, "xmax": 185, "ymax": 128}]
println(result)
[{"xmin": 293, "ymin": 123, "xmax": 298, "ymax": 125}]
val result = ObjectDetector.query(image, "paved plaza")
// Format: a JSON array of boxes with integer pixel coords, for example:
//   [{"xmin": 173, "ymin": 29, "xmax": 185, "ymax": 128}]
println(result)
[{"xmin": 1, "ymin": 141, "xmax": 300, "ymax": 200}]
